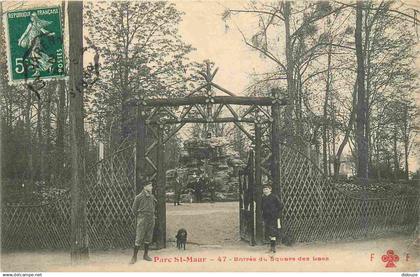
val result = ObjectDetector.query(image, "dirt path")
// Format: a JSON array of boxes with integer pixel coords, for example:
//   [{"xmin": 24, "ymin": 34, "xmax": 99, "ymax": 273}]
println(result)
[
  {"xmin": 166, "ymin": 202, "xmax": 239, "ymax": 246},
  {"xmin": 1, "ymin": 202, "xmax": 418, "ymax": 272}
]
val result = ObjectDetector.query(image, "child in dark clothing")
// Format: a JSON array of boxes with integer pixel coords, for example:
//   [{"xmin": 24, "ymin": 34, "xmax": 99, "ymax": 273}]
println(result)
[{"xmin": 262, "ymin": 184, "xmax": 283, "ymax": 253}]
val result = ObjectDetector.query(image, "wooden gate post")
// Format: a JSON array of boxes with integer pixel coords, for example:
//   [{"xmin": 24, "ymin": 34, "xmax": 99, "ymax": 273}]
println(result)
[
  {"xmin": 271, "ymin": 88, "xmax": 282, "ymax": 195},
  {"xmin": 271, "ymin": 88, "xmax": 286, "ymax": 242},
  {"xmin": 249, "ymin": 151, "xmax": 256, "ymax": 246},
  {"xmin": 239, "ymin": 168, "xmax": 243, "ymax": 229},
  {"xmin": 135, "ymin": 104, "xmax": 146, "ymax": 195},
  {"xmin": 255, "ymin": 123, "xmax": 264, "ymax": 244},
  {"xmin": 68, "ymin": 1, "xmax": 89, "ymax": 263},
  {"xmin": 156, "ymin": 125, "xmax": 166, "ymax": 249}
]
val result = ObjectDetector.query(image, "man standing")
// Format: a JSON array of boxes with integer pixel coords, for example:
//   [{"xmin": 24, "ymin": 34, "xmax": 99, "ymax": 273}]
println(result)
[
  {"xmin": 194, "ymin": 176, "xmax": 203, "ymax": 203},
  {"xmin": 262, "ymin": 184, "xmax": 283, "ymax": 253},
  {"xmin": 174, "ymin": 175, "xmax": 181, "ymax": 206},
  {"xmin": 209, "ymin": 178, "xmax": 216, "ymax": 203},
  {"xmin": 130, "ymin": 182, "xmax": 156, "ymax": 264}
]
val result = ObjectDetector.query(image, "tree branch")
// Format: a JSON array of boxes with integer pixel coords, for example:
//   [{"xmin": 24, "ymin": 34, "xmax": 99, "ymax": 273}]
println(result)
[
  {"xmin": 228, "ymin": 9, "xmax": 285, "ymax": 21},
  {"xmin": 236, "ymin": 27, "xmax": 287, "ymax": 72},
  {"xmin": 291, "ymin": 4, "xmax": 348, "ymax": 38},
  {"xmin": 334, "ymin": 0, "xmax": 420, "ymax": 23}
]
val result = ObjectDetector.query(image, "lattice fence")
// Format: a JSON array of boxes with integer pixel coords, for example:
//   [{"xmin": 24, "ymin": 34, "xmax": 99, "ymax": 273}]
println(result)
[
  {"xmin": 279, "ymin": 144, "xmax": 419, "ymax": 243},
  {"xmin": 2, "ymin": 143, "xmax": 418, "ymax": 249},
  {"xmin": 1, "ymin": 195, "xmax": 72, "ymax": 249},
  {"xmin": 1, "ymin": 146, "xmax": 136, "ymax": 250},
  {"xmin": 85, "ymin": 145, "xmax": 136, "ymax": 249}
]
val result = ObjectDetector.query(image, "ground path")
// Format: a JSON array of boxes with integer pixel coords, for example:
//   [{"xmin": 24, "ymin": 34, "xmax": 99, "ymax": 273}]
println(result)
[
  {"xmin": 1, "ymin": 202, "xmax": 418, "ymax": 272},
  {"xmin": 166, "ymin": 202, "xmax": 239, "ymax": 246}
]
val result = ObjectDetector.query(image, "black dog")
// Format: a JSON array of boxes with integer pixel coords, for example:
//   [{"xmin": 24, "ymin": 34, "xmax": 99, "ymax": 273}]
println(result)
[{"xmin": 176, "ymin": 228, "xmax": 187, "ymax": 250}]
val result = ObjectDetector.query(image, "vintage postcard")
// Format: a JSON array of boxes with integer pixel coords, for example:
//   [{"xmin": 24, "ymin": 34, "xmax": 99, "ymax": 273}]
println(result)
[{"xmin": 0, "ymin": 0, "xmax": 419, "ymax": 274}]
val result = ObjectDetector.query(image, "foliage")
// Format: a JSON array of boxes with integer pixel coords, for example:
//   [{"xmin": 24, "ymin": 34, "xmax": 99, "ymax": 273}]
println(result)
[{"xmin": 84, "ymin": 1, "xmax": 194, "ymax": 145}]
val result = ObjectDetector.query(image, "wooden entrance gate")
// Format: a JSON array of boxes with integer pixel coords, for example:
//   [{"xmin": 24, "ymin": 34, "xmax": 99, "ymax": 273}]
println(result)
[{"xmin": 134, "ymin": 64, "xmax": 285, "ymax": 248}]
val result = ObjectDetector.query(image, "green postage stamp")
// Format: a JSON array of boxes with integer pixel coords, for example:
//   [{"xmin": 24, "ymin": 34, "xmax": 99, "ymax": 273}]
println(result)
[{"xmin": 4, "ymin": 6, "xmax": 65, "ymax": 83}]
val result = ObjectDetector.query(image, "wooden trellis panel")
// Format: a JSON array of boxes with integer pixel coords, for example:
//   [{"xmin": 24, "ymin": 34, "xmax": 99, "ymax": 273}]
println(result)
[
  {"xmin": 2, "ymin": 146, "xmax": 136, "ymax": 250},
  {"xmin": 1, "ymin": 195, "xmax": 72, "ymax": 249},
  {"xmin": 85, "ymin": 146, "xmax": 136, "ymax": 249},
  {"xmin": 279, "ymin": 144, "xmax": 419, "ymax": 243}
]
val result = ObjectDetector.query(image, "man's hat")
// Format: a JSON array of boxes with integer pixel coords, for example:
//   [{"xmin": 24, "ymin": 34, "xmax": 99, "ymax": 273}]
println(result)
[
  {"xmin": 263, "ymin": 183, "xmax": 272, "ymax": 190},
  {"xmin": 145, "ymin": 181, "xmax": 153, "ymax": 187}
]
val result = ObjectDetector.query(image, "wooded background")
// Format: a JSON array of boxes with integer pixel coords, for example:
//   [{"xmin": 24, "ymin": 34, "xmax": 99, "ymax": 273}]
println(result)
[{"xmin": 1, "ymin": 1, "xmax": 419, "ymax": 196}]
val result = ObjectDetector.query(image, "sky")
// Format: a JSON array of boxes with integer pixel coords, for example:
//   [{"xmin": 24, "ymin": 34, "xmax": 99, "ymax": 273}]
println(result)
[{"xmin": 174, "ymin": 1, "xmax": 274, "ymax": 95}]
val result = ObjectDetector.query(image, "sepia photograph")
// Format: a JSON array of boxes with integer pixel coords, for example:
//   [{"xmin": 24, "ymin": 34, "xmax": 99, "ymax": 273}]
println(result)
[{"xmin": 0, "ymin": 0, "xmax": 419, "ymax": 273}]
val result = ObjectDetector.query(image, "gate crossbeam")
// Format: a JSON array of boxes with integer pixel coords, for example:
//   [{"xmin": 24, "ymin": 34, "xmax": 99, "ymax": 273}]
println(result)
[
  {"xmin": 143, "ymin": 96, "xmax": 283, "ymax": 107},
  {"xmin": 148, "ymin": 117, "xmax": 269, "ymax": 125}
]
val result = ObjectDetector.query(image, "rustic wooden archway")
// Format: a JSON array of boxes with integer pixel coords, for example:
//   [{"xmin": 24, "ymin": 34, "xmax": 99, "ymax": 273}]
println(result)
[{"xmin": 135, "ymin": 64, "xmax": 286, "ymax": 249}]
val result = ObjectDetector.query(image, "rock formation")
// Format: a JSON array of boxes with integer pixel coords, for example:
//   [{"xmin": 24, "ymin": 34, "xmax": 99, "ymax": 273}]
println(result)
[{"xmin": 166, "ymin": 136, "xmax": 244, "ymax": 202}]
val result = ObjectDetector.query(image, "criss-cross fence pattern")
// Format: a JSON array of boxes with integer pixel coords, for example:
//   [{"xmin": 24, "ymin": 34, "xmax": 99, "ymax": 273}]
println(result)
[
  {"xmin": 279, "ymin": 144, "xmax": 419, "ymax": 243},
  {"xmin": 2, "ymin": 142, "xmax": 418, "ymax": 249},
  {"xmin": 1, "ymin": 192, "xmax": 71, "ymax": 249},
  {"xmin": 85, "ymin": 145, "xmax": 136, "ymax": 248},
  {"xmin": 2, "ymin": 146, "xmax": 136, "ymax": 250}
]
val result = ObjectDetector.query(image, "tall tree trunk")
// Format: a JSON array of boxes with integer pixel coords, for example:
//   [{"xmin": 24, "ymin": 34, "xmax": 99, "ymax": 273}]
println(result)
[
  {"xmin": 404, "ymin": 140, "xmax": 409, "ymax": 180},
  {"xmin": 56, "ymin": 80, "xmax": 66, "ymax": 180},
  {"xmin": 366, "ymin": 115, "xmax": 372, "ymax": 173},
  {"xmin": 56, "ymin": 3, "xmax": 67, "ymax": 182},
  {"xmin": 393, "ymin": 123, "xmax": 398, "ymax": 181},
  {"xmin": 121, "ymin": 6, "xmax": 131, "ymax": 142},
  {"xmin": 323, "ymin": 43, "xmax": 332, "ymax": 175},
  {"xmin": 37, "ymin": 98, "xmax": 44, "ymax": 180},
  {"xmin": 284, "ymin": 1, "xmax": 295, "ymax": 144},
  {"xmin": 386, "ymin": 155, "xmax": 391, "ymax": 177},
  {"xmin": 25, "ymin": 90, "xmax": 33, "ymax": 184},
  {"xmin": 376, "ymin": 137, "xmax": 381, "ymax": 181},
  {"xmin": 0, "ymin": 2, "xmax": 5, "ymax": 125},
  {"xmin": 355, "ymin": 1, "xmax": 368, "ymax": 184},
  {"xmin": 328, "ymin": 130, "xmax": 333, "ymax": 176},
  {"xmin": 44, "ymin": 84, "xmax": 53, "ymax": 181},
  {"xmin": 295, "ymin": 69, "xmax": 304, "ymax": 146},
  {"xmin": 334, "ymin": 80, "xmax": 357, "ymax": 179},
  {"xmin": 331, "ymin": 105, "xmax": 337, "ymax": 176},
  {"xmin": 364, "ymin": 3, "xmax": 372, "ymax": 177},
  {"xmin": 68, "ymin": 1, "xmax": 89, "ymax": 263},
  {"xmin": 403, "ymin": 106, "xmax": 409, "ymax": 180}
]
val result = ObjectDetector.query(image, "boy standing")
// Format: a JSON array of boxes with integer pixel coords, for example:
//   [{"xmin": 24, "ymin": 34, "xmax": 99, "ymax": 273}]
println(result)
[
  {"xmin": 129, "ymin": 182, "xmax": 156, "ymax": 264},
  {"xmin": 262, "ymin": 184, "xmax": 283, "ymax": 253}
]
